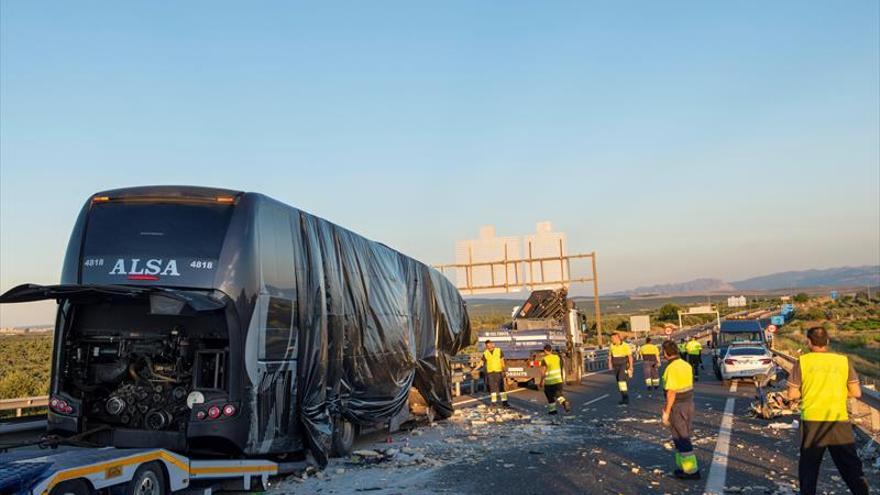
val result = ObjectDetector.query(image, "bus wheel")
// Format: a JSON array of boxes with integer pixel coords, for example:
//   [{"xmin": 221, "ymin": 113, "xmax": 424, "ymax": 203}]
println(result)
[
  {"xmin": 50, "ymin": 479, "xmax": 94, "ymax": 495},
  {"xmin": 126, "ymin": 462, "xmax": 167, "ymax": 495},
  {"xmin": 331, "ymin": 416, "xmax": 356, "ymax": 457}
]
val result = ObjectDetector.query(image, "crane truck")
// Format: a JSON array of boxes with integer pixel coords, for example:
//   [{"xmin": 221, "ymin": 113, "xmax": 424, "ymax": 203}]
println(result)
[{"xmin": 476, "ymin": 289, "xmax": 588, "ymax": 387}]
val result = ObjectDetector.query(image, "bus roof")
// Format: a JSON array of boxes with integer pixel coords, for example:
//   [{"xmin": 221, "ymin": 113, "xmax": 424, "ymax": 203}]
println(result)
[{"xmin": 92, "ymin": 185, "xmax": 242, "ymax": 202}]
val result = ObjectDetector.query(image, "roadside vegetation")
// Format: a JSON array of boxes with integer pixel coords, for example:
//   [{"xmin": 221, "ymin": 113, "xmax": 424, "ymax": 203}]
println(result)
[
  {"xmin": 772, "ymin": 293, "xmax": 880, "ymax": 381},
  {"xmin": 0, "ymin": 334, "xmax": 53, "ymax": 417}
]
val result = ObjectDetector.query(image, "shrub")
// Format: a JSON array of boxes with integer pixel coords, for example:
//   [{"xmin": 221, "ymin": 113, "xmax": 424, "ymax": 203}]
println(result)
[{"xmin": 793, "ymin": 293, "xmax": 810, "ymax": 303}]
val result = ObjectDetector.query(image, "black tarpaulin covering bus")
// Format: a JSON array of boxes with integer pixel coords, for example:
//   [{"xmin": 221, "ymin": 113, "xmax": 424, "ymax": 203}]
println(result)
[{"xmin": 293, "ymin": 211, "xmax": 472, "ymax": 465}]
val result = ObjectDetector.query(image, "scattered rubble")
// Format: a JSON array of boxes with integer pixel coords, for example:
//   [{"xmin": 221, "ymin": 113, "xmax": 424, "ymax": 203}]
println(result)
[
  {"xmin": 767, "ymin": 420, "xmax": 799, "ymax": 430},
  {"xmin": 750, "ymin": 391, "xmax": 800, "ymax": 419}
]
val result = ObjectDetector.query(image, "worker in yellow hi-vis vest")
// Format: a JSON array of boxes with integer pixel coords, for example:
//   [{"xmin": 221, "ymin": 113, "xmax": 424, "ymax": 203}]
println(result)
[
  {"xmin": 786, "ymin": 327, "xmax": 869, "ymax": 495},
  {"xmin": 639, "ymin": 337, "xmax": 661, "ymax": 392},
  {"xmin": 482, "ymin": 340, "xmax": 509, "ymax": 408},
  {"xmin": 661, "ymin": 339, "xmax": 700, "ymax": 480},
  {"xmin": 607, "ymin": 333, "xmax": 633, "ymax": 405},
  {"xmin": 685, "ymin": 336, "xmax": 702, "ymax": 381},
  {"xmin": 538, "ymin": 344, "xmax": 571, "ymax": 415}
]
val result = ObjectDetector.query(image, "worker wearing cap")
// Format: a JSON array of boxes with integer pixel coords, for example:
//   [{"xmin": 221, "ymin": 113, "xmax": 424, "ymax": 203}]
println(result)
[
  {"xmin": 539, "ymin": 344, "xmax": 571, "ymax": 415},
  {"xmin": 786, "ymin": 327, "xmax": 869, "ymax": 495},
  {"xmin": 639, "ymin": 337, "xmax": 661, "ymax": 391},
  {"xmin": 482, "ymin": 340, "xmax": 509, "ymax": 408},
  {"xmin": 685, "ymin": 336, "xmax": 702, "ymax": 381},
  {"xmin": 661, "ymin": 340, "xmax": 700, "ymax": 480},
  {"xmin": 608, "ymin": 333, "xmax": 634, "ymax": 404}
]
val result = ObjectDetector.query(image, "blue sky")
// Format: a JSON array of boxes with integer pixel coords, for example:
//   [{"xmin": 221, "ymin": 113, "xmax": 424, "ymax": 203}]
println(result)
[{"xmin": 1, "ymin": 1, "xmax": 879, "ymax": 325}]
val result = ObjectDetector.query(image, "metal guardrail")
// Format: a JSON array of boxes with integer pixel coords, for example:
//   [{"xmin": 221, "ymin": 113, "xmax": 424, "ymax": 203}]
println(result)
[
  {"xmin": 0, "ymin": 395, "xmax": 48, "ymax": 417},
  {"xmin": 771, "ymin": 349, "xmax": 879, "ymax": 435}
]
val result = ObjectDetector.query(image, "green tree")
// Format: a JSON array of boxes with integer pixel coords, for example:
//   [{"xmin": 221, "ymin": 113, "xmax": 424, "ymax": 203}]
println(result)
[
  {"xmin": 657, "ymin": 303, "xmax": 681, "ymax": 322},
  {"xmin": 793, "ymin": 293, "xmax": 810, "ymax": 303}
]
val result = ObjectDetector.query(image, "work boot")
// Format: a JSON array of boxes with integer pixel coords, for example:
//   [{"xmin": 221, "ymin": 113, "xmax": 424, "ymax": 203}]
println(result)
[
  {"xmin": 502, "ymin": 401, "xmax": 510, "ymax": 408},
  {"xmin": 618, "ymin": 396, "xmax": 629, "ymax": 405},
  {"xmin": 563, "ymin": 400, "xmax": 572, "ymax": 413},
  {"xmin": 673, "ymin": 469, "xmax": 701, "ymax": 480}
]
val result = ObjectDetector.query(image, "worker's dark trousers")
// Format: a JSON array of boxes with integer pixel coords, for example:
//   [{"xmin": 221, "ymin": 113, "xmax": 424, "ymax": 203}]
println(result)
[
  {"xmin": 543, "ymin": 382, "xmax": 565, "ymax": 414},
  {"xmin": 669, "ymin": 399, "xmax": 698, "ymax": 474},
  {"xmin": 612, "ymin": 358, "xmax": 629, "ymax": 402},
  {"xmin": 486, "ymin": 372, "xmax": 507, "ymax": 405},
  {"xmin": 798, "ymin": 421, "xmax": 869, "ymax": 495},
  {"xmin": 642, "ymin": 359, "xmax": 659, "ymax": 389},
  {"xmin": 688, "ymin": 354, "xmax": 701, "ymax": 379}
]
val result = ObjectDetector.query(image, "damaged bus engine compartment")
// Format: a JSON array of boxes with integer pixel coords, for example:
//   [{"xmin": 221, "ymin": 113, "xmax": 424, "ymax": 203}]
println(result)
[{"xmin": 59, "ymin": 296, "xmax": 229, "ymax": 437}]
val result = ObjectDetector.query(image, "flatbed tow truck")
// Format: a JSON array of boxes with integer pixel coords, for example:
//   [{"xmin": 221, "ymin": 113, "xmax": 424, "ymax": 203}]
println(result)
[{"xmin": 0, "ymin": 443, "xmax": 297, "ymax": 495}]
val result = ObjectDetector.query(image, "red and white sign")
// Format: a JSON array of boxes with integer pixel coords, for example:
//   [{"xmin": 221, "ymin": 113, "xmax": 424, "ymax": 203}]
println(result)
[
  {"xmin": 767, "ymin": 324, "xmax": 777, "ymax": 334},
  {"xmin": 664, "ymin": 326, "xmax": 673, "ymax": 336}
]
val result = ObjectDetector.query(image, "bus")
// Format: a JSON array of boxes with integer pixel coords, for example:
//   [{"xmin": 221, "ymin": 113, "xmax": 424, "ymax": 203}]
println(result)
[{"xmin": 0, "ymin": 186, "xmax": 471, "ymax": 466}]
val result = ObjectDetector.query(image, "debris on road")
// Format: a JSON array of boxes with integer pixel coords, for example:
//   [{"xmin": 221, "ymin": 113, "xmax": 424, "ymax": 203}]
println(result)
[
  {"xmin": 767, "ymin": 420, "xmax": 799, "ymax": 430},
  {"xmin": 750, "ymin": 391, "xmax": 800, "ymax": 419}
]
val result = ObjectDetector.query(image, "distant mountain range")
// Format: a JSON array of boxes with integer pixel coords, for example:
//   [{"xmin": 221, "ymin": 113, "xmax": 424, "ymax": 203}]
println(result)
[{"xmin": 617, "ymin": 265, "xmax": 879, "ymax": 296}]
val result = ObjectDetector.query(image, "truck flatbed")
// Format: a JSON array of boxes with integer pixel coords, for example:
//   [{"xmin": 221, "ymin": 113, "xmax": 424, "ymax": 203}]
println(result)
[{"xmin": 0, "ymin": 446, "xmax": 278, "ymax": 494}]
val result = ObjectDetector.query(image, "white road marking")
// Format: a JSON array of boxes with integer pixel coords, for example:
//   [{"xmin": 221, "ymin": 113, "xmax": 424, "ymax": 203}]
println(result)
[
  {"xmin": 453, "ymin": 387, "xmax": 526, "ymax": 407},
  {"xmin": 704, "ymin": 395, "xmax": 736, "ymax": 494},
  {"xmin": 580, "ymin": 369, "xmax": 610, "ymax": 379},
  {"xmin": 581, "ymin": 394, "xmax": 610, "ymax": 407}
]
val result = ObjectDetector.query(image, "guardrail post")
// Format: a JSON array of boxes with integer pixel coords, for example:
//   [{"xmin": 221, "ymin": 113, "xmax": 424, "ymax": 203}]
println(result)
[{"xmin": 16, "ymin": 407, "xmax": 22, "ymax": 417}]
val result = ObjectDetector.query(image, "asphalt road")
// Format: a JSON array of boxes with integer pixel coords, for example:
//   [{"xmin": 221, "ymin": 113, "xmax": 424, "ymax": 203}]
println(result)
[{"xmin": 431, "ymin": 355, "xmax": 879, "ymax": 495}]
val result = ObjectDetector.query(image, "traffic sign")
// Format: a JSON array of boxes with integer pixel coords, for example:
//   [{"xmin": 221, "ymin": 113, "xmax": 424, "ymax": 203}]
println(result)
[
  {"xmin": 767, "ymin": 324, "xmax": 777, "ymax": 334},
  {"xmin": 664, "ymin": 326, "xmax": 673, "ymax": 336}
]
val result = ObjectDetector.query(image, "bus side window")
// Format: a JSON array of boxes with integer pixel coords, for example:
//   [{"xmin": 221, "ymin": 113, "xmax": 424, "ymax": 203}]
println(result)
[
  {"xmin": 265, "ymin": 297, "xmax": 294, "ymax": 360},
  {"xmin": 259, "ymin": 202, "xmax": 296, "ymax": 361}
]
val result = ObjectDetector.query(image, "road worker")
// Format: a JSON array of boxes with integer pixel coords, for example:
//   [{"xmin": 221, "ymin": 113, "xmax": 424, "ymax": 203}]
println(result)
[
  {"xmin": 786, "ymin": 327, "xmax": 869, "ymax": 495},
  {"xmin": 608, "ymin": 332, "xmax": 633, "ymax": 404},
  {"xmin": 538, "ymin": 344, "xmax": 571, "ymax": 415},
  {"xmin": 678, "ymin": 338, "xmax": 687, "ymax": 358},
  {"xmin": 639, "ymin": 337, "xmax": 661, "ymax": 391},
  {"xmin": 685, "ymin": 336, "xmax": 702, "ymax": 381},
  {"xmin": 660, "ymin": 339, "xmax": 700, "ymax": 480},
  {"xmin": 481, "ymin": 340, "xmax": 509, "ymax": 408}
]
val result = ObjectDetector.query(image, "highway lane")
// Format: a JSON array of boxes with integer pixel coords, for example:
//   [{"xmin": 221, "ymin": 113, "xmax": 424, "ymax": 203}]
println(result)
[{"xmin": 436, "ymin": 355, "xmax": 878, "ymax": 495}]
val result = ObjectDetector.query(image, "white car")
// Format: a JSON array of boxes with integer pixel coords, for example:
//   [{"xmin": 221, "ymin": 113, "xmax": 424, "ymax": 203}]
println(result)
[{"xmin": 719, "ymin": 345, "xmax": 776, "ymax": 382}]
